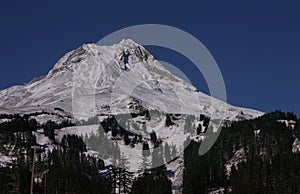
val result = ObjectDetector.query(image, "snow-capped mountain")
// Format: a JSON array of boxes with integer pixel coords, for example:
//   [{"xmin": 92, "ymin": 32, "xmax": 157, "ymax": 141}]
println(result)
[
  {"xmin": 0, "ymin": 39, "xmax": 262, "ymax": 120},
  {"xmin": 0, "ymin": 39, "xmax": 266, "ymax": 193}
]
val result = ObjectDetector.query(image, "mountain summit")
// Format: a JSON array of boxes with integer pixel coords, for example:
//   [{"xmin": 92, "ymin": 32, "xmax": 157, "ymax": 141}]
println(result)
[{"xmin": 0, "ymin": 39, "xmax": 262, "ymax": 120}]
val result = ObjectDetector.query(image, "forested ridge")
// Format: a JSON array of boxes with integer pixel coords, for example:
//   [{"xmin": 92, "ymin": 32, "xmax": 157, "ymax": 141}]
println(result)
[
  {"xmin": 0, "ymin": 111, "xmax": 299, "ymax": 193},
  {"xmin": 183, "ymin": 111, "xmax": 300, "ymax": 193}
]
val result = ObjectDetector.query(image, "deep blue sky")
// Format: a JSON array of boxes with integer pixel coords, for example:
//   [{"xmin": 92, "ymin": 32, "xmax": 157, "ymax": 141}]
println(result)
[{"xmin": 0, "ymin": 1, "xmax": 299, "ymax": 115}]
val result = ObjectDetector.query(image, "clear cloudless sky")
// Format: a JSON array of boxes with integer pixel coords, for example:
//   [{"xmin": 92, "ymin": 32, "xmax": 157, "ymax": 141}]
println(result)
[{"xmin": 0, "ymin": 0, "xmax": 299, "ymax": 115}]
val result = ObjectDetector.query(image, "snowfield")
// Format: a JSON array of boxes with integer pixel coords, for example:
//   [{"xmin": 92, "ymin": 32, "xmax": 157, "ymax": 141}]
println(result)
[{"xmin": 0, "ymin": 39, "xmax": 263, "ymax": 121}]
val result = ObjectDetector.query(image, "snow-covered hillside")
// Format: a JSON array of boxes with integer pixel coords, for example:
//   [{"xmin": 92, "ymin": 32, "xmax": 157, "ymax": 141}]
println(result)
[
  {"xmin": 0, "ymin": 39, "xmax": 263, "ymax": 121},
  {"xmin": 0, "ymin": 39, "xmax": 264, "ymax": 193}
]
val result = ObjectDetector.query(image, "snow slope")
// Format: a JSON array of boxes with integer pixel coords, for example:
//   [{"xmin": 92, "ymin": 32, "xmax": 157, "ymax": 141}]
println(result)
[{"xmin": 0, "ymin": 39, "xmax": 263, "ymax": 121}]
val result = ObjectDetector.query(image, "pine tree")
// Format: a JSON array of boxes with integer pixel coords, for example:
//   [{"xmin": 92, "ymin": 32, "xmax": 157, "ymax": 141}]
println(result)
[
  {"xmin": 131, "ymin": 166, "xmax": 172, "ymax": 194},
  {"xmin": 196, "ymin": 124, "xmax": 202, "ymax": 135},
  {"xmin": 150, "ymin": 131, "xmax": 157, "ymax": 145}
]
